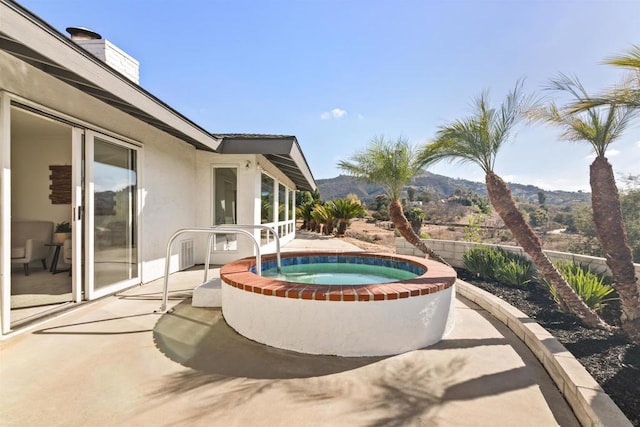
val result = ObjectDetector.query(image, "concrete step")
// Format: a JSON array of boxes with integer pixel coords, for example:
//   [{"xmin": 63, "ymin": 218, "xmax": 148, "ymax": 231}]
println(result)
[{"xmin": 192, "ymin": 278, "xmax": 221, "ymax": 307}]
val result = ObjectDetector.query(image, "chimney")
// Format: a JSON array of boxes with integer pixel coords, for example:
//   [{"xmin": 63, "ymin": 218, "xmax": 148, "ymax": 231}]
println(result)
[{"xmin": 66, "ymin": 26, "xmax": 140, "ymax": 84}]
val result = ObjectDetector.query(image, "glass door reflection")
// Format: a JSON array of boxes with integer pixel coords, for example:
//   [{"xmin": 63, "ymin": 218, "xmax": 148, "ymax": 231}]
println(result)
[{"xmin": 93, "ymin": 137, "xmax": 138, "ymax": 291}]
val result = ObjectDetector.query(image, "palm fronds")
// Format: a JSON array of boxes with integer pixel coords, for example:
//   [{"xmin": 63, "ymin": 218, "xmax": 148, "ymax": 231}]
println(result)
[
  {"xmin": 532, "ymin": 73, "xmax": 637, "ymax": 157},
  {"xmin": 420, "ymin": 79, "xmax": 537, "ymax": 173},
  {"xmin": 338, "ymin": 136, "xmax": 424, "ymax": 200}
]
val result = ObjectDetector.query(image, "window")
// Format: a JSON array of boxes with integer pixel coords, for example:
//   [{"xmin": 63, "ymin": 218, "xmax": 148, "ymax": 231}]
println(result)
[
  {"xmin": 213, "ymin": 168, "xmax": 237, "ymax": 251},
  {"xmin": 261, "ymin": 174, "xmax": 274, "ymax": 224},
  {"xmin": 278, "ymin": 184, "xmax": 286, "ymax": 222},
  {"xmin": 214, "ymin": 168, "xmax": 237, "ymax": 225},
  {"xmin": 288, "ymin": 190, "xmax": 294, "ymax": 221}
]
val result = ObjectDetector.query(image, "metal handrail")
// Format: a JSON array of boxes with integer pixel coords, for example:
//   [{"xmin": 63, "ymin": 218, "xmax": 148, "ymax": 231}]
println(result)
[
  {"xmin": 212, "ymin": 224, "xmax": 281, "ymax": 272},
  {"xmin": 157, "ymin": 227, "xmax": 260, "ymax": 313}
]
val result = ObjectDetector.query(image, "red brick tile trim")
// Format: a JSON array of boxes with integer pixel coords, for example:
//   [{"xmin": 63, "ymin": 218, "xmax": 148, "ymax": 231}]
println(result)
[{"xmin": 220, "ymin": 251, "xmax": 457, "ymax": 302}]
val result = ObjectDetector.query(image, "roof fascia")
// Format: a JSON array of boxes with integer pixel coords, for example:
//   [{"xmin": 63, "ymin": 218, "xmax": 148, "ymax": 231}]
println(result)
[
  {"xmin": 218, "ymin": 137, "xmax": 295, "ymax": 155},
  {"xmin": 219, "ymin": 136, "xmax": 316, "ymax": 191},
  {"xmin": 0, "ymin": 0, "xmax": 221, "ymax": 152},
  {"xmin": 287, "ymin": 139, "xmax": 317, "ymax": 191}
]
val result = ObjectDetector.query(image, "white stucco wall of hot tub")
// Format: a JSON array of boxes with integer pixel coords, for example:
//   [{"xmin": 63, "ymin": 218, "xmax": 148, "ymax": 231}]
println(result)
[{"xmin": 221, "ymin": 283, "xmax": 456, "ymax": 357}]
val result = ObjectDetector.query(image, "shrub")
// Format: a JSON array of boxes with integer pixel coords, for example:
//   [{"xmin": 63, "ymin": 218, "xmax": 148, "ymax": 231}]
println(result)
[
  {"xmin": 495, "ymin": 259, "xmax": 531, "ymax": 286},
  {"xmin": 541, "ymin": 261, "xmax": 616, "ymax": 313},
  {"xmin": 499, "ymin": 230, "xmax": 512, "ymax": 242},
  {"xmin": 404, "ymin": 207, "xmax": 425, "ymax": 235},
  {"xmin": 463, "ymin": 246, "xmax": 497, "ymax": 279},
  {"xmin": 463, "ymin": 245, "xmax": 532, "ymax": 286}
]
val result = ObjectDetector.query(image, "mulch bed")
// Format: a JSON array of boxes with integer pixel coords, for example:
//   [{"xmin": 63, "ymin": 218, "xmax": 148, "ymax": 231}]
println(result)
[{"xmin": 456, "ymin": 269, "xmax": 640, "ymax": 426}]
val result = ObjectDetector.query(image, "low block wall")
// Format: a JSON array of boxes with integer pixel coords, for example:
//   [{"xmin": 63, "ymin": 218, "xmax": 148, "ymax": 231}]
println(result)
[{"xmin": 396, "ymin": 238, "xmax": 640, "ymax": 283}]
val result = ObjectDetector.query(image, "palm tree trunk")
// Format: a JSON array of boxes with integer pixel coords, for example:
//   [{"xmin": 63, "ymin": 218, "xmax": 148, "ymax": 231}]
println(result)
[
  {"xmin": 336, "ymin": 220, "xmax": 348, "ymax": 236},
  {"xmin": 388, "ymin": 199, "xmax": 449, "ymax": 265},
  {"xmin": 485, "ymin": 172, "xmax": 608, "ymax": 329},
  {"xmin": 590, "ymin": 157, "xmax": 640, "ymax": 342}
]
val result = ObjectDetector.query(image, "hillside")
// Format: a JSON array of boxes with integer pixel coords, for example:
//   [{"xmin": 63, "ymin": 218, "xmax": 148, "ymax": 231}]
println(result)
[{"xmin": 317, "ymin": 172, "xmax": 591, "ymax": 207}]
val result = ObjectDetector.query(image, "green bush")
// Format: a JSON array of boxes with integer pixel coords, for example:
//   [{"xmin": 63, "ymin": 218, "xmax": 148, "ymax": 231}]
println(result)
[
  {"xmin": 541, "ymin": 261, "xmax": 615, "ymax": 312},
  {"xmin": 463, "ymin": 245, "xmax": 532, "ymax": 286},
  {"xmin": 499, "ymin": 230, "xmax": 512, "ymax": 242},
  {"xmin": 496, "ymin": 259, "xmax": 532, "ymax": 286},
  {"xmin": 463, "ymin": 246, "xmax": 497, "ymax": 279}
]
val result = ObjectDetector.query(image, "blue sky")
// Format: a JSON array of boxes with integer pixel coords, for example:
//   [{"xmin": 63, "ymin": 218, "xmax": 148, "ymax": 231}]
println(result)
[{"xmin": 20, "ymin": 0, "xmax": 640, "ymax": 192}]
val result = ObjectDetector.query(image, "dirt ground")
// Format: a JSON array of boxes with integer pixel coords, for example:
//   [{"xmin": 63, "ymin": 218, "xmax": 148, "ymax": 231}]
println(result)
[
  {"xmin": 339, "ymin": 217, "xmax": 579, "ymax": 254},
  {"xmin": 339, "ymin": 217, "xmax": 485, "ymax": 253},
  {"xmin": 339, "ymin": 218, "xmax": 397, "ymax": 253}
]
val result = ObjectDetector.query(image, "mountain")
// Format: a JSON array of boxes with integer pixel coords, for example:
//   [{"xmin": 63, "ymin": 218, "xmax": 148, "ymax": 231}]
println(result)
[{"xmin": 316, "ymin": 172, "xmax": 591, "ymax": 206}]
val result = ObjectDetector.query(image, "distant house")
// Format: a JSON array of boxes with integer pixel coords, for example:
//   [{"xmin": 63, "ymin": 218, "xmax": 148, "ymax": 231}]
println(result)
[{"xmin": 0, "ymin": 0, "xmax": 316, "ymax": 335}]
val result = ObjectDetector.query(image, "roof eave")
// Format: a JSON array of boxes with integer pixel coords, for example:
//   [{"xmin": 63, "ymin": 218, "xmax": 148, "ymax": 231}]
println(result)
[
  {"xmin": 215, "ymin": 135, "xmax": 317, "ymax": 192},
  {"xmin": 0, "ymin": 0, "xmax": 221, "ymax": 152}
]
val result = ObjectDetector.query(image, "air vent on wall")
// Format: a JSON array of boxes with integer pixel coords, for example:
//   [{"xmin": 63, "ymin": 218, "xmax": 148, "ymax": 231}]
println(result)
[{"xmin": 179, "ymin": 239, "xmax": 195, "ymax": 271}]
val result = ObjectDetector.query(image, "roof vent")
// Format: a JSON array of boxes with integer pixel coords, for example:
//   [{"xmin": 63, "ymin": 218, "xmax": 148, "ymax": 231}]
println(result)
[{"xmin": 66, "ymin": 26, "xmax": 140, "ymax": 84}]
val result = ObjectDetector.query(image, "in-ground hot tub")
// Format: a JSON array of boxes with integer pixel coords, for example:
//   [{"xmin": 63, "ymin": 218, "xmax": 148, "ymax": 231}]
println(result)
[{"xmin": 220, "ymin": 251, "xmax": 457, "ymax": 357}]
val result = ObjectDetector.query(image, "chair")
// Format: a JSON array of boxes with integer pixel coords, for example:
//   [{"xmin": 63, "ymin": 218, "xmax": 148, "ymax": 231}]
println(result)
[
  {"xmin": 11, "ymin": 221, "xmax": 53, "ymax": 276},
  {"xmin": 63, "ymin": 239, "xmax": 72, "ymax": 276}
]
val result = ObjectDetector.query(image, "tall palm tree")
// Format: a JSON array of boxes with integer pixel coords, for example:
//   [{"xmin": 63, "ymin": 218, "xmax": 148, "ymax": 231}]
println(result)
[
  {"xmin": 534, "ymin": 74, "xmax": 639, "ymax": 341},
  {"xmin": 419, "ymin": 81, "xmax": 608, "ymax": 329},
  {"xmin": 338, "ymin": 136, "xmax": 448, "ymax": 265}
]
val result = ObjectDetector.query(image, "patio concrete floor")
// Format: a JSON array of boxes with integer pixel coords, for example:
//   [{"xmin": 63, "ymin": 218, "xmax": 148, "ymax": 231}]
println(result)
[{"xmin": 0, "ymin": 233, "xmax": 579, "ymax": 426}]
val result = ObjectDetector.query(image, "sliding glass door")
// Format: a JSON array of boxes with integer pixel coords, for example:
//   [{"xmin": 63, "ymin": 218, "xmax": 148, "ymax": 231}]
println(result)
[{"xmin": 85, "ymin": 131, "xmax": 139, "ymax": 299}]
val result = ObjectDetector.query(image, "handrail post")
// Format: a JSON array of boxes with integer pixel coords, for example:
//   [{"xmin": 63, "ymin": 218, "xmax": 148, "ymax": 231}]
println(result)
[
  {"xmin": 214, "ymin": 224, "xmax": 280, "ymax": 271},
  {"xmin": 156, "ymin": 227, "xmax": 262, "ymax": 313},
  {"xmin": 158, "ymin": 230, "xmax": 183, "ymax": 313},
  {"xmin": 203, "ymin": 233, "xmax": 214, "ymax": 283}
]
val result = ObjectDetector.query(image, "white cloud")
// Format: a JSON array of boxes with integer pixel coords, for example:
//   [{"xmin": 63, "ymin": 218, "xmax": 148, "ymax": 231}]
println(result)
[
  {"xmin": 606, "ymin": 149, "xmax": 621, "ymax": 157},
  {"xmin": 321, "ymin": 108, "xmax": 347, "ymax": 120},
  {"xmin": 636, "ymin": 140, "xmax": 640, "ymax": 148},
  {"xmin": 357, "ymin": 113, "xmax": 365, "ymax": 120}
]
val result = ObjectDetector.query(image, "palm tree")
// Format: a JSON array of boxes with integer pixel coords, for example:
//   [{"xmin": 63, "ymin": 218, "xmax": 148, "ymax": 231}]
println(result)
[
  {"xmin": 419, "ymin": 81, "xmax": 608, "ymax": 329},
  {"xmin": 572, "ymin": 45, "xmax": 640, "ymax": 110},
  {"xmin": 534, "ymin": 74, "xmax": 639, "ymax": 341},
  {"xmin": 311, "ymin": 202, "xmax": 336, "ymax": 235},
  {"xmin": 296, "ymin": 200, "xmax": 319, "ymax": 231},
  {"xmin": 338, "ymin": 136, "xmax": 448, "ymax": 265},
  {"xmin": 332, "ymin": 198, "xmax": 366, "ymax": 236},
  {"xmin": 607, "ymin": 45, "xmax": 640, "ymax": 107}
]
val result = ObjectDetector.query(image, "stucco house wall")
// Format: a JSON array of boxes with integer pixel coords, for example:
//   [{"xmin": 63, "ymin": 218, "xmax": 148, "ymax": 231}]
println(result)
[
  {"xmin": 0, "ymin": 49, "xmax": 200, "ymax": 283},
  {"xmin": 2, "ymin": 49, "xmax": 302, "ymax": 284},
  {"xmin": 0, "ymin": 2, "xmax": 314, "ymax": 335},
  {"xmin": 193, "ymin": 151, "xmax": 297, "ymax": 266}
]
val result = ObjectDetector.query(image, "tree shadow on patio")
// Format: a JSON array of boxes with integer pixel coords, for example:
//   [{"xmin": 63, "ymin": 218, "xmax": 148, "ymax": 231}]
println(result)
[
  {"xmin": 152, "ymin": 299, "xmax": 385, "ymax": 380},
  {"xmin": 285, "ymin": 354, "xmax": 467, "ymax": 426}
]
